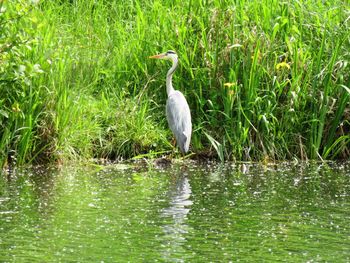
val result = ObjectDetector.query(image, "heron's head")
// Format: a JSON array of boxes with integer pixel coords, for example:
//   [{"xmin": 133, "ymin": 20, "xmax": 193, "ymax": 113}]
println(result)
[{"xmin": 149, "ymin": 50, "xmax": 178, "ymax": 62}]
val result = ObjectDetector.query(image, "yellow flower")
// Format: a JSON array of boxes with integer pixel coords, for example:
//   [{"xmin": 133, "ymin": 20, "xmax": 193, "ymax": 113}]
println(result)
[
  {"xmin": 276, "ymin": 62, "xmax": 290, "ymax": 70},
  {"xmin": 224, "ymin": 82, "xmax": 236, "ymax": 88}
]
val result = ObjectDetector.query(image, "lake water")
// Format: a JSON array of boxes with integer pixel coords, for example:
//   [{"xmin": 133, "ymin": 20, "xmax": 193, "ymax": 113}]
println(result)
[{"xmin": 0, "ymin": 161, "xmax": 349, "ymax": 262}]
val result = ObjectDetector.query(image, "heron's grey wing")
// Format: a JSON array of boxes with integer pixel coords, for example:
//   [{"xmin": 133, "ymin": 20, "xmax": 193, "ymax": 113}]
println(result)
[{"xmin": 166, "ymin": 91, "xmax": 192, "ymax": 153}]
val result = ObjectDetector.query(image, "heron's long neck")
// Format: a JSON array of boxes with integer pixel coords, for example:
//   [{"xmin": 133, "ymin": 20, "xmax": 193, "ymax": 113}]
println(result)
[{"xmin": 166, "ymin": 58, "xmax": 178, "ymax": 96}]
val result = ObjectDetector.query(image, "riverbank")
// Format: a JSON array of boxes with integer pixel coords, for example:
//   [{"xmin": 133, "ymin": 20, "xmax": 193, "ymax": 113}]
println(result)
[{"xmin": 1, "ymin": 0, "xmax": 349, "ymax": 168}]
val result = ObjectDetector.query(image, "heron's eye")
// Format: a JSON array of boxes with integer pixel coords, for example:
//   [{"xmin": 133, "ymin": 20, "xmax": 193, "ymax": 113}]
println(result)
[{"xmin": 166, "ymin": 50, "xmax": 176, "ymax": 55}]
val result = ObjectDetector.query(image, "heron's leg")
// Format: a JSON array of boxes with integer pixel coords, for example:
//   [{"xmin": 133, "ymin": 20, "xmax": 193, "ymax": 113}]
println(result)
[
  {"xmin": 168, "ymin": 137, "xmax": 177, "ymax": 159},
  {"xmin": 171, "ymin": 137, "xmax": 177, "ymax": 148}
]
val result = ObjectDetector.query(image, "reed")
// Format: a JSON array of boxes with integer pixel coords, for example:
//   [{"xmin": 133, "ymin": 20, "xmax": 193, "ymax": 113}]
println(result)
[{"xmin": 0, "ymin": 0, "xmax": 349, "ymax": 167}]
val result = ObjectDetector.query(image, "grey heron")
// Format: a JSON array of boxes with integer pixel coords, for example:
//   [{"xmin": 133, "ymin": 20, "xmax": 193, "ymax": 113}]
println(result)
[{"xmin": 149, "ymin": 50, "xmax": 192, "ymax": 154}]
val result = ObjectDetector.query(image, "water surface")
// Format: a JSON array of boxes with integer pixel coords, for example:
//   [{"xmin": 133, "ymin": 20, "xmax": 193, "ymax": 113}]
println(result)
[{"xmin": 0, "ymin": 162, "xmax": 349, "ymax": 262}]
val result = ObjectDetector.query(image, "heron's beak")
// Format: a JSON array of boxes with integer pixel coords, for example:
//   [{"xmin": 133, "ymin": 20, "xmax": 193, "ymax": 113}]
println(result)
[{"xmin": 149, "ymin": 53, "xmax": 166, "ymax": 59}]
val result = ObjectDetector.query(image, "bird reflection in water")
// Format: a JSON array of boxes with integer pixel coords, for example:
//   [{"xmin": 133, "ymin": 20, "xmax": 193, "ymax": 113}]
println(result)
[{"xmin": 161, "ymin": 174, "xmax": 193, "ymax": 261}]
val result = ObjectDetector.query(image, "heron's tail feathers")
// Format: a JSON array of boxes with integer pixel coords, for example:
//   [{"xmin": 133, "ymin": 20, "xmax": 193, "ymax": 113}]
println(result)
[{"xmin": 180, "ymin": 132, "xmax": 190, "ymax": 153}]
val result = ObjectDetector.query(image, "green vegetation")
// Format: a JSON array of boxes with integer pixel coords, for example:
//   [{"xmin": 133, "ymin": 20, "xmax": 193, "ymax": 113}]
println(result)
[{"xmin": 0, "ymin": 0, "xmax": 349, "ymax": 167}]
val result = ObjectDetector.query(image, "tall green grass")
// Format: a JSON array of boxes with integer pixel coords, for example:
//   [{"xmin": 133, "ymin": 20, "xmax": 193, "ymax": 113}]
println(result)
[{"xmin": 0, "ymin": 0, "xmax": 349, "ymax": 167}]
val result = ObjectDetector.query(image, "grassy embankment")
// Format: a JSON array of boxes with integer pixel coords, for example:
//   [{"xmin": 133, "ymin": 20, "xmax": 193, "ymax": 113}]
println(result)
[{"xmin": 0, "ymin": 0, "xmax": 349, "ymax": 167}]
